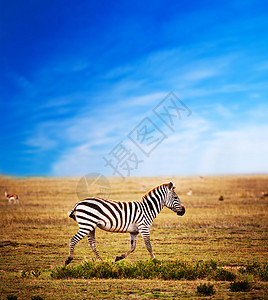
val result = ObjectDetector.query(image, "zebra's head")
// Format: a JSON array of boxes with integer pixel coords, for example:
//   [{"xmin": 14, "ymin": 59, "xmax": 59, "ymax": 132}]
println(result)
[{"xmin": 165, "ymin": 182, "xmax": 185, "ymax": 216}]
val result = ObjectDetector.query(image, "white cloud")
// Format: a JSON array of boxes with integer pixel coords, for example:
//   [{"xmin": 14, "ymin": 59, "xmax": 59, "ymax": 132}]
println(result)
[
  {"xmin": 20, "ymin": 40, "xmax": 268, "ymax": 177},
  {"xmin": 183, "ymin": 69, "xmax": 218, "ymax": 81},
  {"xmin": 124, "ymin": 120, "xmax": 268, "ymax": 176},
  {"xmin": 52, "ymin": 143, "xmax": 97, "ymax": 176},
  {"xmin": 47, "ymin": 90, "xmax": 268, "ymax": 177},
  {"xmin": 199, "ymin": 125, "xmax": 268, "ymax": 174},
  {"xmin": 25, "ymin": 121, "xmax": 61, "ymax": 151}
]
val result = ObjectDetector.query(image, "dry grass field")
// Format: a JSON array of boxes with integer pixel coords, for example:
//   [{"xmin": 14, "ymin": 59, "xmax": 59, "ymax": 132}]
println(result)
[{"xmin": 0, "ymin": 175, "xmax": 267, "ymax": 299}]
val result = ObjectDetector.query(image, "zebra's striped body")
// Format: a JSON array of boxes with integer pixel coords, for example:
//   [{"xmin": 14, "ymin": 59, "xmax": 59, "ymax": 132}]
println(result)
[
  {"xmin": 71, "ymin": 198, "xmax": 143, "ymax": 233},
  {"xmin": 65, "ymin": 182, "xmax": 185, "ymax": 265}
]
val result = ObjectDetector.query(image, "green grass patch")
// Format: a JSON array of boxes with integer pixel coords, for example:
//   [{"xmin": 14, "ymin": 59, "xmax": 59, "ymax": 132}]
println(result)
[
  {"xmin": 196, "ymin": 283, "xmax": 215, "ymax": 296},
  {"xmin": 213, "ymin": 267, "xmax": 236, "ymax": 281},
  {"xmin": 239, "ymin": 262, "xmax": 268, "ymax": 281},
  {"xmin": 229, "ymin": 280, "xmax": 251, "ymax": 292},
  {"xmin": 51, "ymin": 259, "xmax": 230, "ymax": 280},
  {"xmin": 7, "ymin": 296, "xmax": 18, "ymax": 300},
  {"xmin": 51, "ymin": 260, "xmax": 268, "ymax": 282}
]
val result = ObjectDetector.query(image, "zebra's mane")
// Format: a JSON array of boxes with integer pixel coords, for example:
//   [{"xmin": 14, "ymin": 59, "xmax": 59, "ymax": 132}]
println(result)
[{"xmin": 141, "ymin": 183, "xmax": 169, "ymax": 201}]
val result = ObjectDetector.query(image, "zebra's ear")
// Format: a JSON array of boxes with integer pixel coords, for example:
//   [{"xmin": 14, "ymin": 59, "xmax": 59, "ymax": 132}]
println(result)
[{"xmin": 168, "ymin": 182, "xmax": 174, "ymax": 190}]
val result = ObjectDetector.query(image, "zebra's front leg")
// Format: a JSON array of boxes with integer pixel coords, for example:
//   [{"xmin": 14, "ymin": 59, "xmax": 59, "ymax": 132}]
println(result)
[
  {"xmin": 65, "ymin": 229, "xmax": 88, "ymax": 265},
  {"xmin": 115, "ymin": 232, "xmax": 138, "ymax": 262},
  {"xmin": 140, "ymin": 229, "xmax": 155, "ymax": 259},
  {"xmin": 88, "ymin": 230, "xmax": 102, "ymax": 261}
]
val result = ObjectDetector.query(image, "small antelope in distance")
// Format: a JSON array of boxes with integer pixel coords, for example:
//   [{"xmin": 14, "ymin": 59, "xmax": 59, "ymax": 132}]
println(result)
[
  {"xmin": 186, "ymin": 188, "xmax": 192, "ymax": 196},
  {"xmin": 5, "ymin": 191, "xmax": 19, "ymax": 204},
  {"xmin": 261, "ymin": 191, "xmax": 268, "ymax": 197}
]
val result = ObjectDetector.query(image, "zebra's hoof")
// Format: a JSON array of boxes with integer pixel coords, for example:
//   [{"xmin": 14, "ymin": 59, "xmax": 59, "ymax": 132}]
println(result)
[
  {"xmin": 115, "ymin": 255, "xmax": 124, "ymax": 262},
  {"xmin": 65, "ymin": 257, "xmax": 73, "ymax": 266}
]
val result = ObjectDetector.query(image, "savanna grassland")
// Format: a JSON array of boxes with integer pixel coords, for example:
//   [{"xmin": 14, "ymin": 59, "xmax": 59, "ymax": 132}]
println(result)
[{"xmin": 0, "ymin": 175, "xmax": 267, "ymax": 299}]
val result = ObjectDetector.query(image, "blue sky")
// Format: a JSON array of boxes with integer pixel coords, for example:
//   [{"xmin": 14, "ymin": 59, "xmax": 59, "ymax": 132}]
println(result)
[{"xmin": 0, "ymin": 0, "xmax": 268, "ymax": 177}]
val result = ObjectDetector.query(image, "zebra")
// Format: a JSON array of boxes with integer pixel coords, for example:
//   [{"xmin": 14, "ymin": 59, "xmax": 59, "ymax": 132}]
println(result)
[{"xmin": 65, "ymin": 182, "xmax": 185, "ymax": 265}]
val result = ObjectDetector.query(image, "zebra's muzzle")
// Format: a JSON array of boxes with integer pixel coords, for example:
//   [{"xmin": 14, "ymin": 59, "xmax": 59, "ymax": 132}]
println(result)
[{"xmin": 177, "ymin": 206, "xmax": 185, "ymax": 216}]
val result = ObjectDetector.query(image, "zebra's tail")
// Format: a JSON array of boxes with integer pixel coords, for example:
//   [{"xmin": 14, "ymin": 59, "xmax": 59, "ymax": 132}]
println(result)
[
  {"xmin": 67, "ymin": 203, "xmax": 79, "ymax": 221},
  {"xmin": 68, "ymin": 210, "xmax": 76, "ymax": 221}
]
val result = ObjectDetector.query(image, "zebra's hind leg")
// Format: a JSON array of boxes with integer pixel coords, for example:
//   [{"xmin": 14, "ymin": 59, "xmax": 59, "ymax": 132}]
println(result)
[
  {"xmin": 65, "ymin": 229, "xmax": 88, "ymax": 265},
  {"xmin": 115, "ymin": 232, "xmax": 138, "ymax": 262},
  {"xmin": 88, "ymin": 229, "xmax": 102, "ymax": 261}
]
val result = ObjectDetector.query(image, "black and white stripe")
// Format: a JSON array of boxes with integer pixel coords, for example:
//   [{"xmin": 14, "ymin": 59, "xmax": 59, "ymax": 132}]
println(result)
[{"xmin": 65, "ymin": 181, "xmax": 185, "ymax": 265}]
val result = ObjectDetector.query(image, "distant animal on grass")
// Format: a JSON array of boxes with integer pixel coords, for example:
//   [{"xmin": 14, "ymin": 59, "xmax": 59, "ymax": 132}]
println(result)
[
  {"xmin": 65, "ymin": 182, "xmax": 185, "ymax": 265},
  {"xmin": 5, "ymin": 191, "xmax": 19, "ymax": 204},
  {"xmin": 219, "ymin": 195, "xmax": 224, "ymax": 201},
  {"xmin": 140, "ymin": 184, "xmax": 147, "ymax": 191},
  {"xmin": 186, "ymin": 188, "xmax": 192, "ymax": 196},
  {"xmin": 261, "ymin": 191, "xmax": 268, "ymax": 198}
]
